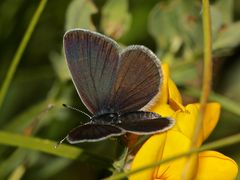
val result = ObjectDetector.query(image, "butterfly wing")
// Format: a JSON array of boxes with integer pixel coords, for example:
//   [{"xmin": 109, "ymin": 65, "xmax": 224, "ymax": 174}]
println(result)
[
  {"xmin": 110, "ymin": 46, "xmax": 162, "ymax": 113},
  {"xmin": 66, "ymin": 123, "xmax": 124, "ymax": 144},
  {"xmin": 64, "ymin": 29, "xmax": 120, "ymax": 114},
  {"xmin": 117, "ymin": 111, "xmax": 174, "ymax": 134}
]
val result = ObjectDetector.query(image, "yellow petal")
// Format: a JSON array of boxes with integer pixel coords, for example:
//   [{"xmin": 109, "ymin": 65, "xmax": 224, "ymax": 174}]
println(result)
[
  {"xmin": 158, "ymin": 64, "xmax": 170, "ymax": 104},
  {"xmin": 151, "ymin": 104, "xmax": 175, "ymax": 117},
  {"xmin": 131, "ymin": 130, "xmax": 194, "ymax": 180},
  {"xmin": 130, "ymin": 133, "xmax": 167, "ymax": 180},
  {"xmin": 195, "ymin": 151, "xmax": 238, "ymax": 180},
  {"xmin": 154, "ymin": 130, "xmax": 193, "ymax": 179},
  {"xmin": 174, "ymin": 103, "xmax": 220, "ymax": 144},
  {"xmin": 173, "ymin": 104, "xmax": 198, "ymax": 139},
  {"xmin": 168, "ymin": 78, "xmax": 184, "ymax": 111},
  {"xmin": 201, "ymin": 103, "xmax": 221, "ymax": 141}
]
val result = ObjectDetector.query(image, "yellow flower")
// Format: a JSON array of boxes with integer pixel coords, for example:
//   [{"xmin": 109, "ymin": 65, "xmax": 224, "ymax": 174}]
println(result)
[{"xmin": 130, "ymin": 64, "xmax": 238, "ymax": 180}]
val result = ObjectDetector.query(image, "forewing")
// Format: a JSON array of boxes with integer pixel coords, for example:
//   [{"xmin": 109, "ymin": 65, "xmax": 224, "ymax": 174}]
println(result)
[
  {"xmin": 117, "ymin": 111, "xmax": 174, "ymax": 134},
  {"xmin": 64, "ymin": 29, "xmax": 120, "ymax": 114},
  {"xmin": 111, "ymin": 46, "xmax": 162, "ymax": 113},
  {"xmin": 66, "ymin": 123, "xmax": 124, "ymax": 144}
]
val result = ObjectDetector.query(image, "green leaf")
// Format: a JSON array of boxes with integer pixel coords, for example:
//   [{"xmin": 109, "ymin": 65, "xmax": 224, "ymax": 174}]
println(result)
[
  {"xmin": 30, "ymin": 158, "xmax": 72, "ymax": 179},
  {"xmin": 213, "ymin": 22, "xmax": 240, "ymax": 51},
  {"xmin": 0, "ymin": 0, "xmax": 24, "ymax": 38},
  {"xmin": 101, "ymin": 0, "xmax": 131, "ymax": 39},
  {"xmin": 65, "ymin": 0, "xmax": 97, "ymax": 30},
  {"xmin": 210, "ymin": 6, "xmax": 223, "ymax": 41},
  {"xmin": 3, "ymin": 100, "xmax": 50, "ymax": 132},
  {"xmin": 214, "ymin": 0, "xmax": 234, "ymax": 24},
  {"xmin": 0, "ymin": 131, "xmax": 82, "ymax": 159},
  {"xmin": 3, "ymin": 82, "xmax": 61, "ymax": 133},
  {"xmin": 171, "ymin": 63, "xmax": 197, "ymax": 85},
  {"xmin": 49, "ymin": 51, "xmax": 70, "ymax": 81},
  {"xmin": 210, "ymin": 0, "xmax": 235, "ymax": 48},
  {"xmin": 0, "ymin": 131, "xmax": 112, "ymax": 167},
  {"xmin": 0, "ymin": 149, "xmax": 28, "ymax": 179},
  {"xmin": 148, "ymin": 0, "xmax": 202, "ymax": 55}
]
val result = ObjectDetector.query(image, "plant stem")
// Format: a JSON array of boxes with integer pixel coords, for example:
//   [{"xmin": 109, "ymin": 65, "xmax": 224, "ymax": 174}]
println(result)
[
  {"xmin": 182, "ymin": 0, "xmax": 213, "ymax": 178},
  {"xmin": 0, "ymin": 0, "xmax": 48, "ymax": 109},
  {"xmin": 193, "ymin": 0, "xmax": 213, "ymax": 149}
]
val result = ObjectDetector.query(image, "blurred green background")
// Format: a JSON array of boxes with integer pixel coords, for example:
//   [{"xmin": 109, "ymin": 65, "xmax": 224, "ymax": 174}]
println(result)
[{"xmin": 0, "ymin": 0, "xmax": 240, "ymax": 179}]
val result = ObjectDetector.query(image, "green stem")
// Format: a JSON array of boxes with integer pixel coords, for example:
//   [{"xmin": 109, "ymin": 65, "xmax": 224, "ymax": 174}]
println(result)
[
  {"xmin": 182, "ymin": 1, "xmax": 213, "ymax": 178},
  {"xmin": 0, "ymin": 0, "xmax": 48, "ymax": 109},
  {"xmin": 105, "ymin": 133, "xmax": 240, "ymax": 180},
  {"xmin": 192, "ymin": 0, "xmax": 213, "ymax": 148},
  {"xmin": 0, "ymin": 131, "xmax": 112, "ymax": 167}
]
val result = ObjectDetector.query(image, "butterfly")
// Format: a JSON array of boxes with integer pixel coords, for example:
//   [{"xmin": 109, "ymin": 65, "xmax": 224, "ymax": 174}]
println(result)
[{"xmin": 61, "ymin": 29, "xmax": 175, "ymax": 144}]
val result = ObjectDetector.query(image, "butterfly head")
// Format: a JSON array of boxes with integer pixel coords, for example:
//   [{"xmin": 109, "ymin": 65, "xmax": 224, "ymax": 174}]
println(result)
[{"xmin": 92, "ymin": 113, "xmax": 119, "ymax": 124}]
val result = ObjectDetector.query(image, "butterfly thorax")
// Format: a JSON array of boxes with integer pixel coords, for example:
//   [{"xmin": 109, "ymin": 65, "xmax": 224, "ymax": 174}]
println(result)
[{"xmin": 91, "ymin": 113, "xmax": 120, "ymax": 124}]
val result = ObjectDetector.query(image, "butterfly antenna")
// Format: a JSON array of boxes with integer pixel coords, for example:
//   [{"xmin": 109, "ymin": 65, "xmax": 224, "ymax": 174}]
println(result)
[
  {"xmin": 62, "ymin": 104, "xmax": 91, "ymax": 119},
  {"xmin": 54, "ymin": 136, "xmax": 67, "ymax": 148}
]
